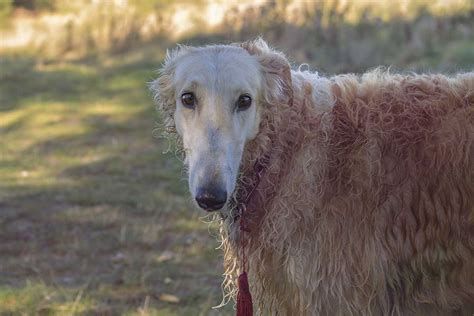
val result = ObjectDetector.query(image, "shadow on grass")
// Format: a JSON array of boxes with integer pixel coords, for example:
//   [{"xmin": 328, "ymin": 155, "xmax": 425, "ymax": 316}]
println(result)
[{"xmin": 0, "ymin": 50, "xmax": 232, "ymax": 315}]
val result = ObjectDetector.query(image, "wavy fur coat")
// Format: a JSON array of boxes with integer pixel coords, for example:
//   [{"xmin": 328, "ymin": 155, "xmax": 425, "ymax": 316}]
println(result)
[{"xmin": 154, "ymin": 40, "xmax": 474, "ymax": 315}]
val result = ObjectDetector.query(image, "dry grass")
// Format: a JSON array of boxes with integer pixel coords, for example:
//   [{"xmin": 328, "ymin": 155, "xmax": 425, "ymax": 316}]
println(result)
[{"xmin": 1, "ymin": 0, "xmax": 473, "ymax": 72}]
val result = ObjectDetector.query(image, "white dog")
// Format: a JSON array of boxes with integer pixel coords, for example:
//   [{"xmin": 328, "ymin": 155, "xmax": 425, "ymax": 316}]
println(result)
[{"xmin": 151, "ymin": 39, "xmax": 474, "ymax": 315}]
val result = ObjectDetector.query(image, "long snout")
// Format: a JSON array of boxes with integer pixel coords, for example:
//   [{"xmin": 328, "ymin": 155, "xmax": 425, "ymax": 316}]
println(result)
[
  {"xmin": 188, "ymin": 147, "xmax": 240, "ymax": 212},
  {"xmin": 186, "ymin": 124, "xmax": 243, "ymax": 212}
]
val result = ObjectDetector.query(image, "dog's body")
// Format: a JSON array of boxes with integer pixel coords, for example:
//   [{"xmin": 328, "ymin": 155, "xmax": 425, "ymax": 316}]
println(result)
[{"xmin": 151, "ymin": 39, "xmax": 474, "ymax": 315}]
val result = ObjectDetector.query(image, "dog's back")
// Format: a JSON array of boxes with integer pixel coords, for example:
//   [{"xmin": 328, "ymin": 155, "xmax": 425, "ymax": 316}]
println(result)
[
  {"xmin": 244, "ymin": 70, "xmax": 474, "ymax": 315},
  {"xmin": 322, "ymin": 71, "xmax": 474, "ymax": 314}
]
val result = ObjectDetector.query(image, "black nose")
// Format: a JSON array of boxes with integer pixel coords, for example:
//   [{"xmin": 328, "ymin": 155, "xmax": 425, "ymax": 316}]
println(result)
[{"xmin": 195, "ymin": 188, "xmax": 227, "ymax": 211}]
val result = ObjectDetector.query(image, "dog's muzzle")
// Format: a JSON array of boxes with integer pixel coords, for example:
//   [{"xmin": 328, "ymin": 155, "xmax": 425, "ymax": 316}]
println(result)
[{"xmin": 195, "ymin": 187, "xmax": 227, "ymax": 211}]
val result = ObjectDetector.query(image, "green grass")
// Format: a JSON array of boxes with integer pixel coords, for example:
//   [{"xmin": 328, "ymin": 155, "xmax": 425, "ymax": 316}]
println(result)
[
  {"xmin": 1, "ymin": 4, "xmax": 472, "ymax": 312},
  {"xmin": 0, "ymin": 47, "xmax": 233, "ymax": 315}
]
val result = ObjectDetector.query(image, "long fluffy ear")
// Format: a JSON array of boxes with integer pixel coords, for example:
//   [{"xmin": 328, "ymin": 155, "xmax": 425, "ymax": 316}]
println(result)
[
  {"xmin": 149, "ymin": 45, "xmax": 190, "ymax": 133},
  {"xmin": 240, "ymin": 38, "xmax": 293, "ymax": 108}
]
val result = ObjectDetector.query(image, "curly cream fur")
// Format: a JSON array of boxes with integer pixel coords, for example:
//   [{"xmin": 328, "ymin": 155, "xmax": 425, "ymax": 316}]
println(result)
[{"xmin": 151, "ymin": 39, "xmax": 474, "ymax": 315}]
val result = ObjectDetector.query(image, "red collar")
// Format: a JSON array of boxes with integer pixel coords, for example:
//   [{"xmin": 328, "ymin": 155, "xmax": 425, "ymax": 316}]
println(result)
[{"xmin": 231, "ymin": 154, "xmax": 270, "ymax": 231}]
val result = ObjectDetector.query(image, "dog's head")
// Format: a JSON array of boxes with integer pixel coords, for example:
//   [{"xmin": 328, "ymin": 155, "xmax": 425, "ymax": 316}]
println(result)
[{"xmin": 150, "ymin": 39, "xmax": 291, "ymax": 211}]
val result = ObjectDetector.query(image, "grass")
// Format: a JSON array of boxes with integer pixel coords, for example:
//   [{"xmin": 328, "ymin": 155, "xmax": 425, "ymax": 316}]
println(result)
[
  {"xmin": 1, "ymin": 2, "xmax": 472, "ymax": 313},
  {"xmin": 0, "ymin": 46, "xmax": 233, "ymax": 315}
]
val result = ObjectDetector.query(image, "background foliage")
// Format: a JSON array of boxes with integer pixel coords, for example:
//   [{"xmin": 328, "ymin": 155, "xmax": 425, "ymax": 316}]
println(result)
[{"xmin": 0, "ymin": 0, "xmax": 473, "ymax": 314}]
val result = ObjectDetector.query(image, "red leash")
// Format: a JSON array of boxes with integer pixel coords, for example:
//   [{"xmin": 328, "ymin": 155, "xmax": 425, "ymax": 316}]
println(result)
[
  {"xmin": 235, "ymin": 157, "xmax": 268, "ymax": 316},
  {"xmin": 236, "ymin": 205, "xmax": 253, "ymax": 316}
]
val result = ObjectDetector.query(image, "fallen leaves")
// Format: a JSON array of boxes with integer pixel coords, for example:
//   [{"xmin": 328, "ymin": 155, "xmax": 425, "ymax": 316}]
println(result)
[
  {"xmin": 156, "ymin": 250, "xmax": 175, "ymax": 263},
  {"xmin": 158, "ymin": 293, "xmax": 180, "ymax": 304}
]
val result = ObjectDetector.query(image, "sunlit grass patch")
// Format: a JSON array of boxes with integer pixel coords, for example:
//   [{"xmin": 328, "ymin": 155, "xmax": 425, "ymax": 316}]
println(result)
[
  {"xmin": 1, "ymin": 102, "xmax": 90, "ymax": 150},
  {"xmin": 0, "ymin": 282, "xmax": 96, "ymax": 315}
]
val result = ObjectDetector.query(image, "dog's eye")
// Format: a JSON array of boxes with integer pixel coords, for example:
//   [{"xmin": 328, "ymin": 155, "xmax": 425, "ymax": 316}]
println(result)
[
  {"xmin": 181, "ymin": 92, "xmax": 196, "ymax": 109},
  {"xmin": 236, "ymin": 95, "xmax": 252, "ymax": 111}
]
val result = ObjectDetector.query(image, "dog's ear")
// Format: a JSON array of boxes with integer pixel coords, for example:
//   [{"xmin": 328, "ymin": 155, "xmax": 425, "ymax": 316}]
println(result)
[
  {"xmin": 149, "ymin": 45, "xmax": 190, "ymax": 133},
  {"xmin": 240, "ymin": 38, "xmax": 293, "ymax": 108}
]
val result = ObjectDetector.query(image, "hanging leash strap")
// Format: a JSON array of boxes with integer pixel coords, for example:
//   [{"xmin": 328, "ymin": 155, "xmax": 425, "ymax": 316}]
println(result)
[{"xmin": 235, "ymin": 156, "xmax": 268, "ymax": 316}]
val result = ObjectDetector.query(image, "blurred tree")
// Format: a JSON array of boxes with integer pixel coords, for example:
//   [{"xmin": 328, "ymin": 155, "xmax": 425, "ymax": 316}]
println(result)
[
  {"xmin": 0, "ymin": 0, "xmax": 13, "ymax": 25},
  {"xmin": 13, "ymin": 0, "xmax": 55, "ymax": 11}
]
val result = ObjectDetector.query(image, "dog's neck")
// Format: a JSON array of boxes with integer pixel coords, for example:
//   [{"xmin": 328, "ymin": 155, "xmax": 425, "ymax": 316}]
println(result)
[{"xmin": 229, "ymin": 82, "xmax": 323, "ymax": 234}]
